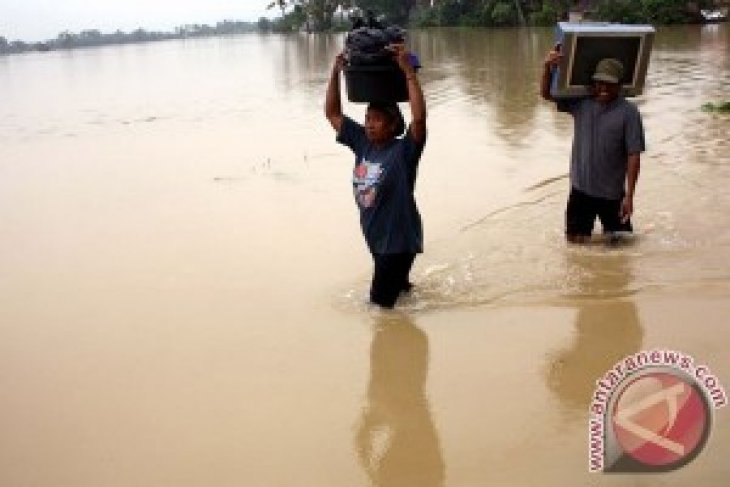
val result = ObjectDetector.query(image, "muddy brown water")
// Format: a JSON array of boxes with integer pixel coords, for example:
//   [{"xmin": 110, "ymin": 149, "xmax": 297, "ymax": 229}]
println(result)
[{"xmin": 1, "ymin": 25, "xmax": 728, "ymax": 486}]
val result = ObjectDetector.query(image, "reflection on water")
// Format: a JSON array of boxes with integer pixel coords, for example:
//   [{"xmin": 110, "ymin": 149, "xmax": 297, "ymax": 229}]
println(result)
[
  {"xmin": 355, "ymin": 313, "xmax": 444, "ymax": 487},
  {"xmin": 412, "ymin": 28, "xmax": 545, "ymax": 147},
  {"xmin": 277, "ymin": 33, "xmax": 342, "ymax": 97},
  {"xmin": 546, "ymin": 250, "xmax": 644, "ymax": 416}
]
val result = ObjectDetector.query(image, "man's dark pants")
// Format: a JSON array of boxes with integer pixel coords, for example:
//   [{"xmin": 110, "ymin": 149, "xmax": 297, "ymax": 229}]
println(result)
[{"xmin": 566, "ymin": 187, "xmax": 633, "ymax": 236}]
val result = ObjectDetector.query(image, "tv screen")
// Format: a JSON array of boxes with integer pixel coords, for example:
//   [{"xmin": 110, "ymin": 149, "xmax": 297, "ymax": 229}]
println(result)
[{"xmin": 570, "ymin": 36, "xmax": 642, "ymax": 87}]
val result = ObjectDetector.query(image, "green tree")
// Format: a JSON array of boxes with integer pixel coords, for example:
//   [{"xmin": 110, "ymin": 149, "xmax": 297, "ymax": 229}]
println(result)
[
  {"xmin": 267, "ymin": 0, "xmax": 344, "ymax": 31},
  {"xmin": 354, "ymin": 0, "xmax": 419, "ymax": 25},
  {"xmin": 57, "ymin": 31, "xmax": 77, "ymax": 48},
  {"xmin": 305, "ymin": 0, "xmax": 340, "ymax": 31},
  {"xmin": 268, "ymin": 0, "xmax": 289, "ymax": 17},
  {"xmin": 10, "ymin": 41, "xmax": 28, "ymax": 53},
  {"xmin": 595, "ymin": 0, "xmax": 648, "ymax": 23},
  {"xmin": 595, "ymin": 0, "xmax": 695, "ymax": 24},
  {"xmin": 642, "ymin": 0, "xmax": 689, "ymax": 23},
  {"xmin": 437, "ymin": 0, "xmax": 467, "ymax": 25},
  {"xmin": 131, "ymin": 28, "xmax": 149, "ymax": 41},
  {"xmin": 529, "ymin": 1, "xmax": 561, "ymax": 25},
  {"xmin": 491, "ymin": 1, "xmax": 517, "ymax": 25},
  {"xmin": 258, "ymin": 17, "xmax": 273, "ymax": 31},
  {"xmin": 79, "ymin": 29, "xmax": 102, "ymax": 46}
]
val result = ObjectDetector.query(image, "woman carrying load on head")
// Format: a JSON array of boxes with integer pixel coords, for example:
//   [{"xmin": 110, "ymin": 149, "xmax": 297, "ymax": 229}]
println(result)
[{"xmin": 325, "ymin": 43, "xmax": 427, "ymax": 309}]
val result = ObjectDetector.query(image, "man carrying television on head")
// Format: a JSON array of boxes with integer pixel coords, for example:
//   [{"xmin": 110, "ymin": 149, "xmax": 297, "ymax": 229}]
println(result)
[{"xmin": 540, "ymin": 45, "xmax": 645, "ymax": 244}]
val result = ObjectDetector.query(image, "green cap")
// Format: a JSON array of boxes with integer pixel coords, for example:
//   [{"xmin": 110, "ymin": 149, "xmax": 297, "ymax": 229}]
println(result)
[{"xmin": 592, "ymin": 58, "xmax": 624, "ymax": 84}]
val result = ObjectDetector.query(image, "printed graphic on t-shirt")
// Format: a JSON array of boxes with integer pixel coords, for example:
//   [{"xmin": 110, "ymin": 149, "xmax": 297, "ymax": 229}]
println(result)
[{"xmin": 353, "ymin": 159, "xmax": 383, "ymax": 208}]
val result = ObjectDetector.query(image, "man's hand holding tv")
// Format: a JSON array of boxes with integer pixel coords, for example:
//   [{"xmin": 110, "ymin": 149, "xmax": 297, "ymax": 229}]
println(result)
[{"xmin": 544, "ymin": 43, "xmax": 562, "ymax": 70}]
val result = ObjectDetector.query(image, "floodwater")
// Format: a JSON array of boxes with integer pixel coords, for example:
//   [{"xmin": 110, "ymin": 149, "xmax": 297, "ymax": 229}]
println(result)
[{"xmin": 0, "ymin": 25, "xmax": 728, "ymax": 485}]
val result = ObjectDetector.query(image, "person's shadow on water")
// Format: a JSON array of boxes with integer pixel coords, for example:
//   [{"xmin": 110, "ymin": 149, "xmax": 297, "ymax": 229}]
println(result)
[
  {"xmin": 355, "ymin": 313, "xmax": 445, "ymax": 487},
  {"xmin": 546, "ymin": 250, "xmax": 644, "ymax": 415}
]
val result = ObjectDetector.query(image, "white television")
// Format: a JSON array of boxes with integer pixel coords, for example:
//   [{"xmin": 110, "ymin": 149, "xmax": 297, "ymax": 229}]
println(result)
[{"xmin": 551, "ymin": 22, "xmax": 655, "ymax": 98}]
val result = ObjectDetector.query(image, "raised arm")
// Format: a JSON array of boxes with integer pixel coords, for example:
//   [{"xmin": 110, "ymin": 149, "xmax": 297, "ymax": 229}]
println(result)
[
  {"xmin": 325, "ymin": 53, "xmax": 346, "ymax": 133},
  {"xmin": 389, "ymin": 44, "xmax": 426, "ymax": 144},
  {"xmin": 540, "ymin": 44, "xmax": 562, "ymax": 102}
]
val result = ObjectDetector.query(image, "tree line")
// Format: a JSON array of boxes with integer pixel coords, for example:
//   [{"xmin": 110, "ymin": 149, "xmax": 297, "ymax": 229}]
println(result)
[
  {"xmin": 1, "ymin": 0, "xmax": 722, "ymax": 56},
  {"xmin": 265, "ymin": 0, "xmax": 721, "ymax": 30},
  {"xmin": 0, "ymin": 20, "xmax": 258, "ymax": 56}
]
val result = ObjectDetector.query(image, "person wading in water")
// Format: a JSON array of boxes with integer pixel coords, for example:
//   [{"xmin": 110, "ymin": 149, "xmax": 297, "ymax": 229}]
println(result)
[
  {"xmin": 541, "ymin": 47, "xmax": 646, "ymax": 244},
  {"xmin": 325, "ymin": 44, "xmax": 427, "ymax": 308}
]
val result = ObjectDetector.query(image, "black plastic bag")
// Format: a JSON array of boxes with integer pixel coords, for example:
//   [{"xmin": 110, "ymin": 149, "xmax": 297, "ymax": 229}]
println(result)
[{"xmin": 345, "ymin": 25, "xmax": 406, "ymax": 66}]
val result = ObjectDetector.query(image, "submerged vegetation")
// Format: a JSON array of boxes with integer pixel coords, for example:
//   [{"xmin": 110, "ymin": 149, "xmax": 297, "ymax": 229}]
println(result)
[{"xmin": 702, "ymin": 101, "xmax": 730, "ymax": 113}]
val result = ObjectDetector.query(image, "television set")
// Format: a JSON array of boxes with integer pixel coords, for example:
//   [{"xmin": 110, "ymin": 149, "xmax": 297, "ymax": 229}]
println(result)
[{"xmin": 550, "ymin": 22, "xmax": 655, "ymax": 98}]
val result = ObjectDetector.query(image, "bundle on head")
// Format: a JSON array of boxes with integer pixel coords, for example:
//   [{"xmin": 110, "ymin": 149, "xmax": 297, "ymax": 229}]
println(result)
[{"xmin": 345, "ymin": 14, "xmax": 406, "ymax": 67}]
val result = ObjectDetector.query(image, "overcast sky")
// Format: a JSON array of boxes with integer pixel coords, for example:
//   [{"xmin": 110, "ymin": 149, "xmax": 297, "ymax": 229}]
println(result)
[{"xmin": 1, "ymin": 0, "xmax": 274, "ymax": 42}]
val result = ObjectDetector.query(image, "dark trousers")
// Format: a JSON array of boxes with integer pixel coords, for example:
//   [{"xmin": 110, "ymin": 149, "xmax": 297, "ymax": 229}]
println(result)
[
  {"xmin": 370, "ymin": 253, "xmax": 416, "ymax": 309},
  {"xmin": 566, "ymin": 187, "xmax": 633, "ymax": 236}
]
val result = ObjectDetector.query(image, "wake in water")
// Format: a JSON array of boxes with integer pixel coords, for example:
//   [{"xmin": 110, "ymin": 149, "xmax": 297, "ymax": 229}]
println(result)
[
  {"xmin": 336, "ymin": 179, "xmax": 648, "ymax": 312},
  {"xmin": 336, "ymin": 162, "xmax": 730, "ymax": 313}
]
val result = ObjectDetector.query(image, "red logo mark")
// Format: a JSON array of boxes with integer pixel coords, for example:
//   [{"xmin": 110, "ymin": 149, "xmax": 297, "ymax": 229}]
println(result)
[{"xmin": 612, "ymin": 372, "xmax": 708, "ymax": 467}]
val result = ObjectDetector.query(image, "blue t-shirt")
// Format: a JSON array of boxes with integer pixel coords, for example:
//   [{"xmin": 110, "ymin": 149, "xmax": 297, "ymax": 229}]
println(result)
[{"xmin": 337, "ymin": 116, "xmax": 425, "ymax": 255}]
